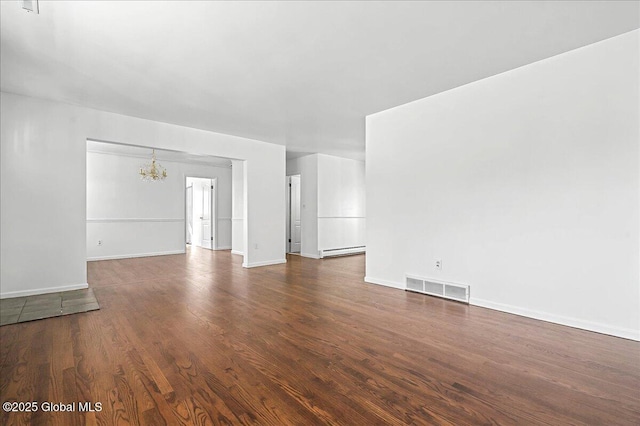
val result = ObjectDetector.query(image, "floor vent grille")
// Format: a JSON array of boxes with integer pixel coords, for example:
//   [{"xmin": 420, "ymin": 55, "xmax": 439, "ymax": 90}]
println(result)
[{"xmin": 405, "ymin": 275, "xmax": 469, "ymax": 304}]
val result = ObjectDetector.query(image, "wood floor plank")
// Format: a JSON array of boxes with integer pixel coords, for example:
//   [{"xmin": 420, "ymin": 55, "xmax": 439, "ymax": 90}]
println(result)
[{"xmin": 1, "ymin": 248, "xmax": 639, "ymax": 425}]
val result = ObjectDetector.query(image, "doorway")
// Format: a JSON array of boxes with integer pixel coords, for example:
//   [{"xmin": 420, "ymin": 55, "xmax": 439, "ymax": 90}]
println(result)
[
  {"xmin": 287, "ymin": 175, "xmax": 301, "ymax": 253},
  {"xmin": 186, "ymin": 177, "xmax": 217, "ymax": 250}
]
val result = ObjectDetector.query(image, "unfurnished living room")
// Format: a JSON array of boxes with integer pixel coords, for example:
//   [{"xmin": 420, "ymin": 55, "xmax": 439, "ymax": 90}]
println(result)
[{"xmin": 1, "ymin": 1, "xmax": 639, "ymax": 425}]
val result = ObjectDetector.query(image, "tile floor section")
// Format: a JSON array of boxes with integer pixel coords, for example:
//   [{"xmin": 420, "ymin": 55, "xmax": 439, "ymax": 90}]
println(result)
[{"xmin": 0, "ymin": 288, "xmax": 100, "ymax": 326}]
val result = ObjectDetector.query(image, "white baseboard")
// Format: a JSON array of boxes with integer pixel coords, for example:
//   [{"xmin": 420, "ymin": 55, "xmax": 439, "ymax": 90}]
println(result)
[
  {"xmin": 1, "ymin": 283, "xmax": 89, "ymax": 299},
  {"xmin": 215, "ymin": 246, "xmax": 232, "ymax": 250},
  {"xmin": 231, "ymin": 250, "xmax": 244, "ymax": 256},
  {"xmin": 471, "ymin": 297, "xmax": 640, "ymax": 342},
  {"xmin": 301, "ymin": 252, "xmax": 321, "ymax": 259},
  {"xmin": 242, "ymin": 259, "xmax": 287, "ymax": 268},
  {"xmin": 364, "ymin": 276, "xmax": 405, "ymax": 290},
  {"xmin": 87, "ymin": 250, "xmax": 185, "ymax": 261},
  {"xmin": 361, "ymin": 277, "xmax": 638, "ymax": 341}
]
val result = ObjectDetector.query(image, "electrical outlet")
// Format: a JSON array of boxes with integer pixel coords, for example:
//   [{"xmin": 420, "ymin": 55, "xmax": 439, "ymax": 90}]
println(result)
[
  {"xmin": 97, "ymin": 240, "xmax": 103, "ymax": 246},
  {"xmin": 254, "ymin": 243, "xmax": 259, "ymax": 249},
  {"xmin": 435, "ymin": 259, "xmax": 442, "ymax": 270}
]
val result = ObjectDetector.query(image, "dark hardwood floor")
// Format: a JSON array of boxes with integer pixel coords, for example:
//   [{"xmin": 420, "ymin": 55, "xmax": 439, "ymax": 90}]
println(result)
[{"xmin": 1, "ymin": 247, "xmax": 639, "ymax": 425}]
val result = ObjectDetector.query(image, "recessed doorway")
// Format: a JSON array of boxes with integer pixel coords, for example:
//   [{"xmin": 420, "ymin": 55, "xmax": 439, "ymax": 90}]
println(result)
[
  {"xmin": 287, "ymin": 175, "xmax": 301, "ymax": 253},
  {"xmin": 186, "ymin": 177, "xmax": 217, "ymax": 250}
]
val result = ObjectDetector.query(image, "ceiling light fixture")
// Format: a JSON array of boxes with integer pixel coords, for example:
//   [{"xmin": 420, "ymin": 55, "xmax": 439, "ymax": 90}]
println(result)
[
  {"xmin": 139, "ymin": 149, "xmax": 167, "ymax": 182},
  {"xmin": 22, "ymin": 0, "xmax": 39, "ymax": 14}
]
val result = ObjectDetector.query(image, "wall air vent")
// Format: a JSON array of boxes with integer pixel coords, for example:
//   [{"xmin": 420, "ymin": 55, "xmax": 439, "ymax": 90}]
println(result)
[{"xmin": 405, "ymin": 275, "xmax": 469, "ymax": 304}]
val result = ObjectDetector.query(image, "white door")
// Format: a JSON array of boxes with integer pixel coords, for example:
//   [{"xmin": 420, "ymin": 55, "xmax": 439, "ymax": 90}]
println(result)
[
  {"xmin": 290, "ymin": 175, "xmax": 301, "ymax": 253},
  {"xmin": 186, "ymin": 185, "xmax": 193, "ymax": 244},
  {"xmin": 201, "ymin": 181, "xmax": 212, "ymax": 249},
  {"xmin": 187, "ymin": 177, "xmax": 216, "ymax": 250}
]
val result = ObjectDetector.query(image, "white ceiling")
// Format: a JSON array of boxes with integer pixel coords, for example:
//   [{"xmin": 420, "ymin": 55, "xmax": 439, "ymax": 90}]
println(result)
[{"xmin": 2, "ymin": 1, "xmax": 638, "ymax": 161}]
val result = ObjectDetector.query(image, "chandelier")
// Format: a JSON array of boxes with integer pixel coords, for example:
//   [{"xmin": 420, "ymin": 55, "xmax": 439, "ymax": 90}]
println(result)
[{"xmin": 139, "ymin": 149, "xmax": 167, "ymax": 182}]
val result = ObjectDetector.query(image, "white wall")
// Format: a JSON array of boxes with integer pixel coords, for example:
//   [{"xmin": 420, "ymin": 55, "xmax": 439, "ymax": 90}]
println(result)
[
  {"xmin": 231, "ymin": 160, "xmax": 244, "ymax": 255},
  {"xmin": 1, "ymin": 92, "xmax": 286, "ymax": 298},
  {"xmin": 317, "ymin": 154, "xmax": 366, "ymax": 251},
  {"xmin": 287, "ymin": 153, "xmax": 366, "ymax": 257},
  {"xmin": 366, "ymin": 31, "xmax": 639, "ymax": 340},
  {"xmin": 86, "ymin": 149, "xmax": 232, "ymax": 260}
]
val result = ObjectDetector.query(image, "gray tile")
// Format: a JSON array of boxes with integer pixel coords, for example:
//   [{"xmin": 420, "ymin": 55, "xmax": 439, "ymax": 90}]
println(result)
[
  {"xmin": 62, "ymin": 295, "xmax": 97, "ymax": 307},
  {"xmin": 18, "ymin": 309, "xmax": 62, "ymax": 323},
  {"xmin": 1, "ymin": 289, "xmax": 100, "ymax": 324},
  {"xmin": 23, "ymin": 305, "xmax": 62, "ymax": 315},
  {"xmin": 61, "ymin": 301, "xmax": 100, "ymax": 315},
  {"xmin": 22, "ymin": 300, "xmax": 62, "ymax": 313},
  {"xmin": 0, "ymin": 305, "xmax": 24, "ymax": 316},
  {"xmin": 0, "ymin": 297, "xmax": 27, "ymax": 309},
  {"xmin": 28, "ymin": 292, "xmax": 62, "ymax": 302},
  {"xmin": 62, "ymin": 288, "xmax": 94, "ymax": 301},
  {"xmin": 24, "ymin": 296, "xmax": 61, "ymax": 306},
  {"xmin": 0, "ymin": 315, "xmax": 20, "ymax": 326}
]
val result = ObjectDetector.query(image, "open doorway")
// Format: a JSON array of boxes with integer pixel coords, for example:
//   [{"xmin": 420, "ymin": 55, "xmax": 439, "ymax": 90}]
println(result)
[
  {"xmin": 186, "ymin": 177, "xmax": 217, "ymax": 250},
  {"xmin": 287, "ymin": 175, "xmax": 301, "ymax": 253}
]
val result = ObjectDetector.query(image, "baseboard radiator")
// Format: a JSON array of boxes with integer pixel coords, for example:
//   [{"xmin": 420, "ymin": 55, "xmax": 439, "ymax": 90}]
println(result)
[
  {"xmin": 405, "ymin": 275, "xmax": 470, "ymax": 304},
  {"xmin": 319, "ymin": 246, "xmax": 366, "ymax": 258}
]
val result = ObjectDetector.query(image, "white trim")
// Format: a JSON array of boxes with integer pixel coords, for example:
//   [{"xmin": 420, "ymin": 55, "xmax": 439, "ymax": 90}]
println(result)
[
  {"xmin": 231, "ymin": 218, "xmax": 243, "ymax": 221},
  {"xmin": 86, "ymin": 146, "xmax": 232, "ymax": 168},
  {"xmin": 242, "ymin": 259, "xmax": 287, "ymax": 268},
  {"xmin": 1, "ymin": 283, "xmax": 89, "ymax": 299},
  {"xmin": 87, "ymin": 250, "xmax": 185, "ymax": 261},
  {"xmin": 300, "ymin": 252, "xmax": 321, "ymax": 259},
  {"xmin": 231, "ymin": 250, "xmax": 244, "ymax": 255},
  {"xmin": 215, "ymin": 246, "xmax": 232, "ymax": 250},
  {"xmin": 87, "ymin": 147, "xmax": 157, "ymax": 160},
  {"xmin": 364, "ymin": 276, "xmax": 405, "ymax": 290},
  {"xmin": 87, "ymin": 218, "xmax": 184, "ymax": 223},
  {"xmin": 470, "ymin": 297, "xmax": 640, "ymax": 342}
]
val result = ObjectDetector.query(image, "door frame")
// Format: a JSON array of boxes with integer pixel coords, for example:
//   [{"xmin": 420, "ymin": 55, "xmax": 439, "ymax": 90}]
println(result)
[
  {"xmin": 185, "ymin": 176, "xmax": 218, "ymax": 250},
  {"xmin": 286, "ymin": 176, "xmax": 291, "ymax": 253},
  {"xmin": 286, "ymin": 174, "xmax": 301, "ymax": 253},
  {"xmin": 185, "ymin": 183, "xmax": 193, "ymax": 245}
]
